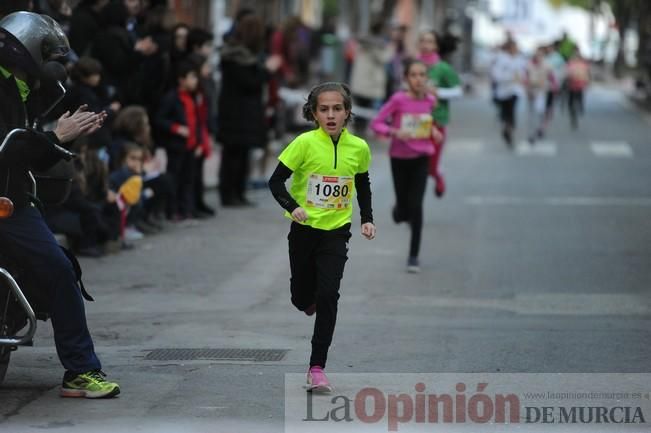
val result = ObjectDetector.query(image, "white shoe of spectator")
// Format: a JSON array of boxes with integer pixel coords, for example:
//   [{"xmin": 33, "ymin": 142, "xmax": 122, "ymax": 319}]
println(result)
[{"xmin": 124, "ymin": 226, "xmax": 145, "ymax": 241}]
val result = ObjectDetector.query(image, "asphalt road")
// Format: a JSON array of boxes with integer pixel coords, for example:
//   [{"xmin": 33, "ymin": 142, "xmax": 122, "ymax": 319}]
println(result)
[{"xmin": 1, "ymin": 83, "xmax": 650, "ymax": 433}]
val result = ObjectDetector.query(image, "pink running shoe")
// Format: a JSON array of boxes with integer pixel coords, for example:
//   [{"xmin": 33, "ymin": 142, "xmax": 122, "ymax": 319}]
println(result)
[{"xmin": 306, "ymin": 366, "xmax": 332, "ymax": 393}]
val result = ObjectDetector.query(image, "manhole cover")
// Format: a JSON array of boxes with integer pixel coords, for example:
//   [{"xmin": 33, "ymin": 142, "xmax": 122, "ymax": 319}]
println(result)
[{"xmin": 144, "ymin": 348, "xmax": 288, "ymax": 362}]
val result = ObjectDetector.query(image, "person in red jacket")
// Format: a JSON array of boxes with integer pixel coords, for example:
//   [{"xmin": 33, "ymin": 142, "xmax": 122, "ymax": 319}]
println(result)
[{"xmin": 155, "ymin": 60, "xmax": 211, "ymax": 219}]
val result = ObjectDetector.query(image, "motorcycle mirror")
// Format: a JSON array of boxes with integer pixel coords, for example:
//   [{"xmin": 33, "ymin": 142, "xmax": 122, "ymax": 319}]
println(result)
[
  {"xmin": 0, "ymin": 196, "xmax": 14, "ymax": 218},
  {"xmin": 33, "ymin": 61, "xmax": 67, "ymax": 125}
]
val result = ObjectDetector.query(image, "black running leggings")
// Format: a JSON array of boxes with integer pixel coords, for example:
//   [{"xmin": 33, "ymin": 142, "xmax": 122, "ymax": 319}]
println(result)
[
  {"xmin": 499, "ymin": 95, "xmax": 518, "ymax": 129},
  {"xmin": 391, "ymin": 156, "xmax": 429, "ymax": 258},
  {"xmin": 288, "ymin": 222, "xmax": 351, "ymax": 368}
]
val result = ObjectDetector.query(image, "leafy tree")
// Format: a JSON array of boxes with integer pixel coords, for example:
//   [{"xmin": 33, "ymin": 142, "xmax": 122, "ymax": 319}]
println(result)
[
  {"xmin": 548, "ymin": 0, "xmax": 649, "ymax": 77},
  {"xmin": 548, "ymin": 0, "xmax": 595, "ymax": 9}
]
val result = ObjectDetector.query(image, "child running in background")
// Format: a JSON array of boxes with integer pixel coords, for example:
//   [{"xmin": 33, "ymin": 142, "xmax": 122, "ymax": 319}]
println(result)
[
  {"xmin": 372, "ymin": 59, "xmax": 442, "ymax": 273},
  {"xmin": 566, "ymin": 49, "xmax": 590, "ymax": 129},
  {"xmin": 525, "ymin": 46, "xmax": 556, "ymax": 143},
  {"xmin": 418, "ymin": 31, "xmax": 463, "ymax": 197},
  {"xmin": 491, "ymin": 40, "xmax": 525, "ymax": 148},
  {"xmin": 268, "ymin": 82, "xmax": 376, "ymax": 393}
]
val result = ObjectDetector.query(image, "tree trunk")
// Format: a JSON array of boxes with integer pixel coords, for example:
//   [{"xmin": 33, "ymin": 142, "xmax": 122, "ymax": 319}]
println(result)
[
  {"xmin": 637, "ymin": 1, "xmax": 651, "ymax": 67},
  {"xmin": 611, "ymin": 1, "xmax": 634, "ymax": 78},
  {"xmin": 637, "ymin": 0, "xmax": 651, "ymax": 98},
  {"xmin": 380, "ymin": 0, "xmax": 398, "ymax": 22},
  {"xmin": 373, "ymin": 0, "xmax": 397, "ymax": 31}
]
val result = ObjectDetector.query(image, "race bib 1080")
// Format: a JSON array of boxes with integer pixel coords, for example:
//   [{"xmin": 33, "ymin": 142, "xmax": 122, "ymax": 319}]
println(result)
[
  {"xmin": 400, "ymin": 113, "xmax": 433, "ymax": 139},
  {"xmin": 306, "ymin": 174, "xmax": 353, "ymax": 210}
]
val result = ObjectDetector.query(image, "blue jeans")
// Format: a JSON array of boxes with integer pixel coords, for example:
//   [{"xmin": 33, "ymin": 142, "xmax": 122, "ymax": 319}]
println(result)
[{"xmin": 0, "ymin": 206, "xmax": 101, "ymax": 374}]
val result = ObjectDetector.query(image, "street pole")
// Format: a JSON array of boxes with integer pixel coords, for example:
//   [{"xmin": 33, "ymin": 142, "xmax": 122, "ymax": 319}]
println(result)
[
  {"xmin": 211, "ymin": 0, "xmax": 226, "ymax": 45},
  {"xmin": 419, "ymin": 0, "xmax": 436, "ymax": 30},
  {"xmin": 359, "ymin": 0, "xmax": 370, "ymax": 36}
]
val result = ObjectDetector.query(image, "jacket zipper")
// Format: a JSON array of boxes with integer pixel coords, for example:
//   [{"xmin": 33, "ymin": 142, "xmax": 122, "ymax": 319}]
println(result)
[{"xmin": 333, "ymin": 141, "xmax": 338, "ymax": 169}]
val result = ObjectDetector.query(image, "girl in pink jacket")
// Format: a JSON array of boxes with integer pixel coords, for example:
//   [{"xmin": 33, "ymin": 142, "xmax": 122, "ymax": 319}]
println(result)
[{"xmin": 372, "ymin": 59, "xmax": 442, "ymax": 273}]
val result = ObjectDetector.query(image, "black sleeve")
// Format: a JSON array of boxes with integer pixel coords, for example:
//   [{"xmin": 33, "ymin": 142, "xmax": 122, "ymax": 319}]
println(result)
[
  {"xmin": 355, "ymin": 171, "xmax": 373, "ymax": 224},
  {"xmin": 30, "ymin": 130, "xmax": 67, "ymax": 172},
  {"xmin": 268, "ymin": 161, "xmax": 300, "ymax": 213},
  {"xmin": 0, "ymin": 128, "xmax": 65, "ymax": 172}
]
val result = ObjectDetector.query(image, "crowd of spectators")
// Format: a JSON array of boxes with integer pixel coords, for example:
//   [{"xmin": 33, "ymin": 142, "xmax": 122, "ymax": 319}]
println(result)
[{"xmin": 0, "ymin": 0, "xmax": 316, "ymax": 258}]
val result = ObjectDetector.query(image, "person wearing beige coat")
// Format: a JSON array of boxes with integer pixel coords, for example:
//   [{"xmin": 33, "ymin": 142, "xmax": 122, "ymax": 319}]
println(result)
[{"xmin": 349, "ymin": 22, "xmax": 394, "ymax": 135}]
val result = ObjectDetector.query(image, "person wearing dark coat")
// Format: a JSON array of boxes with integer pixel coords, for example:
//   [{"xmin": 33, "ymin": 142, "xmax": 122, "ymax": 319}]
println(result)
[
  {"xmin": 216, "ymin": 14, "xmax": 280, "ymax": 206},
  {"xmin": 90, "ymin": 1, "xmax": 157, "ymax": 105},
  {"xmin": 67, "ymin": 0, "xmax": 109, "ymax": 56}
]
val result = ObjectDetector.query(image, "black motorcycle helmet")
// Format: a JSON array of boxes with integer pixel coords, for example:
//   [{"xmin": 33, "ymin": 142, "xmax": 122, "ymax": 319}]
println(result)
[{"xmin": 0, "ymin": 11, "xmax": 69, "ymax": 86}]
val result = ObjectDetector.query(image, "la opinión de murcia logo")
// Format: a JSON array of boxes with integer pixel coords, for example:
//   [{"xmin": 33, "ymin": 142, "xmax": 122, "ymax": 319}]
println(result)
[
  {"xmin": 301, "ymin": 382, "xmax": 647, "ymax": 431},
  {"xmin": 525, "ymin": 406, "xmax": 645, "ymax": 424}
]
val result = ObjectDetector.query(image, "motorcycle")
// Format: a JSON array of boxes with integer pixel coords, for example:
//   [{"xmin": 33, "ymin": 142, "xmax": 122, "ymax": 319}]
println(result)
[{"xmin": 0, "ymin": 128, "xmax": 75, "ymax": 384}]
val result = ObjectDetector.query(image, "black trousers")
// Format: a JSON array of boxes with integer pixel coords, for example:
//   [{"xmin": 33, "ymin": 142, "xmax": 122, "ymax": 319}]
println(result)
[
  {"xmin": 391, "ymin": 156, "xmax": 429, "ymax": 258},
  {"xmin": 166, "ymin": 149, "xmax": 197, "ymax": 217},
  {"xmin": 0, "ymin": 206, "xmax": 100, "ymax": 374},
  {"xmin": 568, "ymin": 89, "xmax": 584, "ymax": 127},
  {"xmin": 194, "ymin": 155, "xmax": 207, "ymax": 209},
  {"xmin": 288, "ymin": 222, "xmax": 351, "ymax": 368},
  {"xmin": 219, "ymin": 145, "xmax": 250, "ymax": 205},
  {"xmin": 498, "ymin": 95, "xmax": 518, "ymax": 129}
]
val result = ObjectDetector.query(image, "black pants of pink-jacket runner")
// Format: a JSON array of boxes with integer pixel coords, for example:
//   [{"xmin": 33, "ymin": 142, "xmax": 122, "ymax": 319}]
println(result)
[{"xmin": 391, "ymin": 156, "xmax": 429, "ymax": 258}]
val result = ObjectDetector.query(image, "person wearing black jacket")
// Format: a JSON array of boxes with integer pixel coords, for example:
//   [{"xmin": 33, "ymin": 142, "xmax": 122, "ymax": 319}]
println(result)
[
  {"xmin": 67, "ymin": 0, "xmax": 109, "ymax": 56},
  {"xmin": 155, "ymin": 60, "xmax": 212, "ymax": 219},
  {"xmin": 217, "ymin": 14, "xmax": 281, "ymax": 206},
  {"xmin": 0, "ymin": 11, "xmax": 119, "ymax": 398}
]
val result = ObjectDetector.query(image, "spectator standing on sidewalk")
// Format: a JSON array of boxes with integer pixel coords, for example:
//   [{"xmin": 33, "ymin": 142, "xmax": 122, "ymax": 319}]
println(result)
[
  {"xmin": 168, "ymin": 23, "xmax": 190, "ymax": 88},
  {"xmin": 268, "ymin": 82, "xmax": 375, "ymax": 392},
  {"xmin": 187, "ymin": 51, "xmax": 217, "ymax": 217},
  {"xmin": 386, "ymin": 23, "xmax": 409, "ymax": 100},
  {"xmin": 217, "ymin": 14, "xmax": 280, "ymax": 206},
  {"xmin": 270, "ymin": 15, "xmax": 310, "ymax": 89},
  {"xmin": 156, "ymin": 61, "xmax": 211, "ymax": 219},
  {"xmin": 91, "ymin": 0, "xmax": 157, "ymax": 105},
  {"xmin": 349, "ymin": 19, "xmax": 392, "ymax": 136},
  {"xmin": 67, "ymin": 0, "xmax": 109, "ymax": 57}
]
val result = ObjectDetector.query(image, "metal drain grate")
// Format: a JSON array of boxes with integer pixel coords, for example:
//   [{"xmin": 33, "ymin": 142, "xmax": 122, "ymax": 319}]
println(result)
[{"xmin": 144, "ymin": 348, "xmax": 288, "ymax": 362}]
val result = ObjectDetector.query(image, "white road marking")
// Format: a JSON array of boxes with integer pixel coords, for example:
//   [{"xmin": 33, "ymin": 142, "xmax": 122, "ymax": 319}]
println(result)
[
  {"xmin": 465, "ymin": 196, "xmax": 651, "ymax": 207},
  {"xmin": 515, "ymin": 140, "xmax": 557, "ymax": 156},
  {"xmin": 447, "ymin": 139, "xmax": 483, "ymax": 154},
  {"xmin": 393, "ymin": 293, "xmax": 651, "ymax": 315},
  {"xmin": 590, "ymin": 141, "xmax": 633, "ymax": 158}
]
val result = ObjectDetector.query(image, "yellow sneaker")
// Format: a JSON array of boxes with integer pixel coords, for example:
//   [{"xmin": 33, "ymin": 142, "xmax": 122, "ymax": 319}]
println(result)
[{"xmin": 60, "ymin": 370, "xmax": 120, "ymax": 399}]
